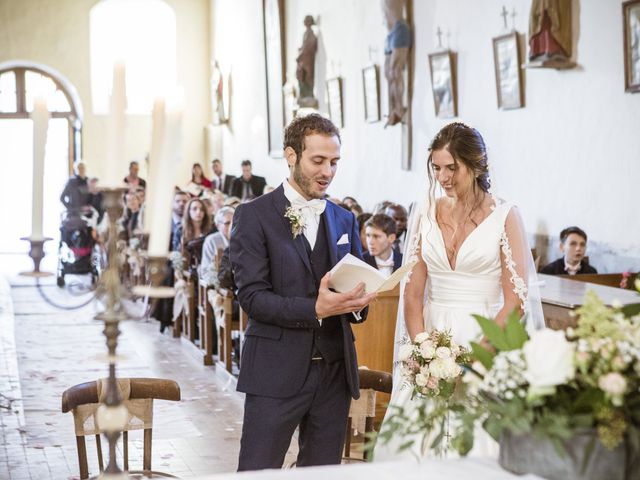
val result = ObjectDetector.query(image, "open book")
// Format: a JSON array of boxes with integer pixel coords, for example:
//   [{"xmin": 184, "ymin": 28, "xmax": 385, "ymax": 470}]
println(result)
[{"xmin": 328, "ymin": 253, "xmax": 417, "ymax": 294}]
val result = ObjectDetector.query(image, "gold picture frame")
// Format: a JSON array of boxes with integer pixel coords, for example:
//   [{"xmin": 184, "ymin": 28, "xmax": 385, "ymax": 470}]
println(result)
[
  {"xmin": 492, "ymin": 32, "xmax": 524, "ymax": 109},
  {"xmin": 623, "ymin": 0, "xmax": 640, "ymax": 93},
  {"xmin": 362, "ymin": 65, "xmax": 380, "ymax": 123},
  {"xmin": 428, "ymin": 50, "xmax": 457, "ymax": 118},
  {"xmin": 326, "ymin": 77, "xmax": 344, "ymax": 128}
]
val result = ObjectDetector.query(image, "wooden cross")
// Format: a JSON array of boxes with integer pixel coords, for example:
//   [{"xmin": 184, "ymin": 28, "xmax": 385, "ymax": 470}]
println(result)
[
  {"xmin": 501, "ymin": 5, "xmax": 509, "ymax": 30},
  {"xmin": 436, "ymin": 27, "xmax": 443, "ymax": 49}
]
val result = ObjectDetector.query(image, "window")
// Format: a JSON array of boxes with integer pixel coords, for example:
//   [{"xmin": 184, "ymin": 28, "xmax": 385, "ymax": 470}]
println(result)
[{"xmin": 90, "ymin": 0, "xmax": 177, "ymax": 114}]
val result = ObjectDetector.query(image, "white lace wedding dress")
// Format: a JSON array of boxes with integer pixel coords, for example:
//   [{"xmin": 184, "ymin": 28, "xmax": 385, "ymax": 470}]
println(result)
[{"xmin": 374, "ymin": 199, "xmax": 526, "ymax": 462}]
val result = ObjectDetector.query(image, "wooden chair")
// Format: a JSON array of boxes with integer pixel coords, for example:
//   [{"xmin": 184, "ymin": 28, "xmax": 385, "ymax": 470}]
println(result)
[
  {"xmin": 343, "ymin": 368, "xmax": 393, "ymax": 462},
  {"xmin": 61, "ymin": 378, "xmax": 181, "ymax": 479},
  {"xmin": 198, "ymin": 278, "xmax": 215, "ymax": 365},
  {"xmin": 216, "ymin": 288, "xmax": 239, "ymax": 373}
]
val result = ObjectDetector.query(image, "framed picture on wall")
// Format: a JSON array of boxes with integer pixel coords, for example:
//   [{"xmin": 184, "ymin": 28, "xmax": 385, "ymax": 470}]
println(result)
[
  {"xmin": 262, "ymin": 0, "xmax": 286, "ymax": 157},
  {"xmin": 623, "ymin": 0, "xmax": 640, "ymax": 93},
  {"xmin": 326, "ymin": 77, "xmax": 344, "ymax": 128},
  {"xmin": 362, "ymin": 65, "xmax": 380, "ymax": 123},
  {"xmin": 492, "ymin": 32, "xmax": 524, "ymax": 109},
  {"xmin": 428, "ymin": 50, "xmax": 457, "ymax": 118}
]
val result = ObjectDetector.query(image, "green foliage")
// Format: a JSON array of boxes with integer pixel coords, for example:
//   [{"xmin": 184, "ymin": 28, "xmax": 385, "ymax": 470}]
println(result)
[
  {"xmin": 469, "ymin": 341, "xmax": 494, "ymax": 370},
  {"xmin": 472, "ymin": 314, "xmax": 509, "ymax": 350}
]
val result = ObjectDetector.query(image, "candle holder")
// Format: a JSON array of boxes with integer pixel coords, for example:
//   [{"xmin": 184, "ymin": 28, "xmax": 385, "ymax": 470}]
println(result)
[{"xmin": 20, "ymin": 236, "xmax": 53, "ymax": 277}]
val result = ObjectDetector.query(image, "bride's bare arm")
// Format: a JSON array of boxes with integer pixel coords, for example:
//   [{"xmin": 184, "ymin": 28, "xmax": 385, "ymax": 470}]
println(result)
[
  {"xmin": 404, "ymin": 239, "xmax": 428, "ymax": 341},
  {"xmin": 497, "ymin": 207, "xmax": 529, "ymax": 326}
]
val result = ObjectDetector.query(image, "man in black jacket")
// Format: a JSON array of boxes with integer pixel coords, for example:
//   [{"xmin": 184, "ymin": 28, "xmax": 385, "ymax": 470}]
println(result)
[
  {"xmin": 540, "ymin": 226, "xmax": 598, "ymax": 275},
  {"xmin": 60, "ymin": 162, "xmax": 91, "ymax": 211},
  {"xmin": 231, "ymin": 160, "xmax": 267, "ymax": 201}
]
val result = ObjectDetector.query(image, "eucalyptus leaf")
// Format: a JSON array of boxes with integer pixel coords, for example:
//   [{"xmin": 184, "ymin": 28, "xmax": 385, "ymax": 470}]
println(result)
[
  {"xmin": 470, "ymin": 341, "xmax": 495, "ymax": 370},
  {"xmin": 473, "ymin": 314, "xmax": 509, "ymax": 350}
]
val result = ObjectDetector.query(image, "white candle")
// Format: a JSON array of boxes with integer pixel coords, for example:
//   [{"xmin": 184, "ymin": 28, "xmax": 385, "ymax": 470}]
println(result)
[
  {"xmin": 31, "ymin": 96, "xmax": 50, "ymax": 240},
  {"xmin": 104, "ymin": 61, "xmax": 127, "ymax": 187},
  {"xmin": 147, "ymin": 101, "xmax": 183, "ymax": 256},
  {"xmin": 143, "ymin": 97, "xmax": 166, "ymax": 234}
]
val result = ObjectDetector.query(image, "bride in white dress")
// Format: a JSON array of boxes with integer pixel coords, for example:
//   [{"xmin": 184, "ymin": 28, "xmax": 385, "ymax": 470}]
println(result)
[{"xmin": 374, "ymin": 122, "xmax": 544, "ymax": 461}]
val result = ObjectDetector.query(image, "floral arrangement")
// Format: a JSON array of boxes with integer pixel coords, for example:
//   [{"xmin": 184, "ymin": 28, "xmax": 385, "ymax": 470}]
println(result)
[
  {"xmin": 284, "ymin": 206, "xmax": 305, "ymax": 239},
  {"xmin": 397, "ymin": 330, "xmax": 469, "ymax": 399},
  {"xmin": 200, "ymin": 262, "xmax": 220, "ymax": 290},
  {"xmin": 376, "ymin": 281, "xmax": 640, "ymax": 464}
]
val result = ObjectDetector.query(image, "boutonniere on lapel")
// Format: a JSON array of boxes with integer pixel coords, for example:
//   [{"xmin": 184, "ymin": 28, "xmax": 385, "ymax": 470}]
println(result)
[{"xmin": 284, "ymin": 206, "xmax": 306, "ymax": 239}]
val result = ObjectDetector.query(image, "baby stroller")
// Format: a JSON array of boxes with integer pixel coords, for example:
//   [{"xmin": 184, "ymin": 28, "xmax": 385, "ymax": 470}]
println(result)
[{"xmin": 56, "ymin": 209, "xmax": 100, "ymax": 287}]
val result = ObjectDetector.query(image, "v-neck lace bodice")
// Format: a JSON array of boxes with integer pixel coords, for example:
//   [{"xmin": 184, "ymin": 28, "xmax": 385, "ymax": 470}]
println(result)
[{"xmin": 421, "ymin": 201, "xmax": 512, "ymax": 313}]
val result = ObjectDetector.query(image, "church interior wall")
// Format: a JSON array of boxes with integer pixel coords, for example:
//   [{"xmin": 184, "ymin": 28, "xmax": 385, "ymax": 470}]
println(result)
[
  {"xmin": 212, "ymin": 0, "xmax": 640, "ymax": 272},
  {"xmin": 0, "ymin": 0, "xmax": 210, "ymax": 184}
]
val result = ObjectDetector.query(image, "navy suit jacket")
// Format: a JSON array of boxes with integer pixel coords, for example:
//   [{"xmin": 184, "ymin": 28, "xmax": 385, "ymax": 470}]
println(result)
[
  {"xmin": 362, "ymin": 250, "xmax": 403, "ymax": 272},
  {"xmin": 230, "ymin": 185, "xmax": 366, "ymax": 399}
]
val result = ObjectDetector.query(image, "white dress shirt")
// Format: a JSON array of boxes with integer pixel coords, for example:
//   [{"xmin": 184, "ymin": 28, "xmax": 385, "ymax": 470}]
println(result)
[
  {"xmin": 375, "ymin": 250, "xmax": 395, "ymax": 278},
  {"xmin": 282, "ymin": 179, "xmax": 326, "ymax": 250}
]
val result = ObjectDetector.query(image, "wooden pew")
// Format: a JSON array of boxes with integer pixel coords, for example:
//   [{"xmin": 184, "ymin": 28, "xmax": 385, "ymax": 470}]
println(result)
[
  {"xmin": 539, "ymin": 274, "xmax": 640, "ymax": 330},
  {"xmin": 351, "ymin": 285, "xmax": 400, "ymax": 425},
  {"xmin": 559, "ymin": 273, "xmax": 637, "ymax": 290},
  {"xmin": 216, "ymin": 288, "xmax": 239, "ymax": 374},
  {"xmin": 198, "ymin": 279, "xmax": 215, "ymax": 365}
]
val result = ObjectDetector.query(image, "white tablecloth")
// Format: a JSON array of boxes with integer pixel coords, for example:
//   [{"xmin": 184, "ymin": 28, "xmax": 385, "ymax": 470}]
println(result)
[{"xmin": 194, "ymin": 458, "xmax": 542, "ymax": 479}]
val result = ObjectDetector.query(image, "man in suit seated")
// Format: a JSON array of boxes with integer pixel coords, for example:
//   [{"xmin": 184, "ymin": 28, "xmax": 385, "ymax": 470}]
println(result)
[
  {"xmin": 540, "ymin": 226, "xmax": 598, "ymax": 275},
  {"xmin": 211, "ymin": 158, "xmax": 235, "ymax": 196},
  {"xmin": 363, "ymin": 213, "xmax": 402, "ymax": 277},
  {"xmin": 231, "ymin": 159, "xmax": 267, "ymax": 201}
]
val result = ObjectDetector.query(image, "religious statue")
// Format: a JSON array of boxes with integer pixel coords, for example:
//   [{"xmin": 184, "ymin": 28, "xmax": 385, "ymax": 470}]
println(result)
[
  {"xmin": 528, "ymin": 0, "xmax": 572, "ymax": 64},
  {"xmin": 296, "ymin": 15, "xmax": 318, "ymax": 108},
  {"xmin": 211, "ymin": 60, "xmax": 226, "ymax": 124},
  {"xmin": 383, "ymin": 0, "xmax": 412, "ymax": 127}
]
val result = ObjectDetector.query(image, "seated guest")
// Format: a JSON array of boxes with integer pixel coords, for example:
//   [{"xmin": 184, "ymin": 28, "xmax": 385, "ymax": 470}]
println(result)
[
  {"xmin": 123, "ymin": 160, "xmax": 146, "ymax": 190},
  {"xmin": 540, "ymin": 226, "xmax": 598, "ymax": 275},
  {"xmin": 185, "ymin": 162, "xmax": 212, "ymax": 197},
  {"xmin": 342, "ymin": 196, "xmax": 359, "ymax": 209},
  {"xmin": 119, "ymin": 191, "xmax": 142, "ymax": 241},
  {"xmin": 385, "ymin": 203, "xmax": 408, "ymax": 253},
  {"xmin": 60, "ymin": 161, "xmax": 91, "ymax": 211},
  {"xmin": 180, "ymin": 198, "xmax": 213, "ymax": 271},
  {"xmin": 363, "ymin": 213, "xmax": 402, "ymax": 277},
  {"xmin": 211, "ymin": 158, "xmax": 235, "ymax": 196},
  {"xmin": 170, "ymin": 190, "xmax": 189, "ymax": 251},
  {"xmin": 231, "ymin": 159, "xmax": 266, "ymax": 200},
  {"xmin": 200, "ymin": 206, "xmax": 235, "ymax": 277},
  {"xmin": 357, "ymin": 212, "xmax": 372, "ymax": 254},
  {"xmin": 350, "ymin": 203, "xmax": 364, "ymax": 216}
]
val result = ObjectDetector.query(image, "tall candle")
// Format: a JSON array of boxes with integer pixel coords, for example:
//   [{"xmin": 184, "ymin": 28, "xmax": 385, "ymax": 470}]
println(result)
[
  {"xmin": 104, "ymin": 61, "xmax": 127, "ymax": 187},
  {"xmin": 31, "ymin": 96, "xmax": 50, "ymax": 240},
  {"xmin": 147, "ymin": 101, "xmax": 183, "ymax": 256},
  {"xmin": 143, "ymin": 97, "xmax": 166, "ymax": 234}
]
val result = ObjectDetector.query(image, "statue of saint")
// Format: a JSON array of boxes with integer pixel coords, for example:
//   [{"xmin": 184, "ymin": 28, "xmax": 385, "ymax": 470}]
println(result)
[
  {"xmin": 383, "ymin": 0, "xmax": 411, "ymax": 127},
  {"xmin": 296, "ymin": 15, "xmax": 318, "ymax": 107},
  {"xmin": 528, "ymin": 0, "xmax": 572, "ymax": 62}
]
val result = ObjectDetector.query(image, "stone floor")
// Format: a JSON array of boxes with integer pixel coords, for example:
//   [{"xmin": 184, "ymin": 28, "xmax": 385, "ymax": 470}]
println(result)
[{"xmin": 0, "ymin": 254, "xmax": 299, "ymax": 479}]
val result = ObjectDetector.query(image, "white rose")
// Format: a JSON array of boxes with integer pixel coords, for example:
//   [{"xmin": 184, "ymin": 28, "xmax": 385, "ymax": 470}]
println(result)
[
  {"xmin": 415, "ymin": 373, "xmax": 429, "ymax": 387},
  {"xmin": 428, "ymin": 358, "xmax": 447, "ymax": 378},
  {"xmin": 436, "ymin": 346, "xmax": 452, "ymax": 359},
  {"xmin": 420, "ymin": 341, "xmax": 436, "ymax": 359},
  {"xmin": 414, "ymin": 332, "xmax": 430, "ymax": 344},
  {"xmin": 598, "ymin": 372, "xmax": 627, "ymax": 396},
  {"xmin": 398, "ymin": 344, "xmax": 414, "ymax": 362},
  {"xmin": 523, "ymin": 329, "xmax": 575, "ymax": 392}
]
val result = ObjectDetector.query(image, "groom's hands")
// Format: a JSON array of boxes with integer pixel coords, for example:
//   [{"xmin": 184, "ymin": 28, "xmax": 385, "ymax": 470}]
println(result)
[{"xmin": 315, "ymin": 272, "xmax": 377, "ymax": 319}]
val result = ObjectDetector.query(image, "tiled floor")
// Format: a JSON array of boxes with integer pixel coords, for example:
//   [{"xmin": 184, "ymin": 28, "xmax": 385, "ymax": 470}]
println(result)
[{"xmin": 0, "ymin": 255, "xmax": 297, "ymax": 479}]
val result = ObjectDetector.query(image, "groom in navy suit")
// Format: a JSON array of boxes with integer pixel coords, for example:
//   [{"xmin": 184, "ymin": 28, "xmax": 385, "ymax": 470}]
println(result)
[{"xmin": 230, "ymin": 114, "xmax": 376, "ymax": 470}]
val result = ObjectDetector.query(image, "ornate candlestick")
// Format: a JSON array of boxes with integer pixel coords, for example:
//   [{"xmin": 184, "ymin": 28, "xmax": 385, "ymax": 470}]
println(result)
[{"xmin": 19, "ymin": 236, "xmax": 53, "ymax": 277}]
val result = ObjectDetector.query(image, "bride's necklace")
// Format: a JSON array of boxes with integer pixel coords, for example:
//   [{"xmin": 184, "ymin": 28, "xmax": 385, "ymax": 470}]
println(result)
[{"xmin": 439, "ymin": 194, "xmax": 486, "ymax": 261}]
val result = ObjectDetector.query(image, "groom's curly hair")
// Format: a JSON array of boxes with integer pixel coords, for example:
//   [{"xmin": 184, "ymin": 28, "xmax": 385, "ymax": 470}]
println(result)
[{"xmin": 284, "ymin": 114, "xmax": 341, "ymax": 163}]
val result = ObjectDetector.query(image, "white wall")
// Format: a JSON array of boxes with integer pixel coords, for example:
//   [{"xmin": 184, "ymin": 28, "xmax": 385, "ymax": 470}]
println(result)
[
  {"xmin": 212, "ymin": 0, "xmax": 640, "ymax": 272},
  {"xmin": 0, "ymin": 0, "xmax": 211, "ymax": 184}
]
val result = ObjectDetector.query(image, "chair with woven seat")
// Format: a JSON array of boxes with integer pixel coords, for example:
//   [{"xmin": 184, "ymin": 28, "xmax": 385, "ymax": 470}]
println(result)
[
  {"xmin": 343, "ymin": 368, "xmax": 393, "ymax": 462},
  {"xmin": 61, "ymin": 377, "xmax": 181, "ymax": 479}
]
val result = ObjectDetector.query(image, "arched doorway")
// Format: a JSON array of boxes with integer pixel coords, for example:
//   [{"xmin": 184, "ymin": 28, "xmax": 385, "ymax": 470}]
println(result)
[{"xmin": 0, "ymin": 62, "xmax": 83, "ymax": 253}]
